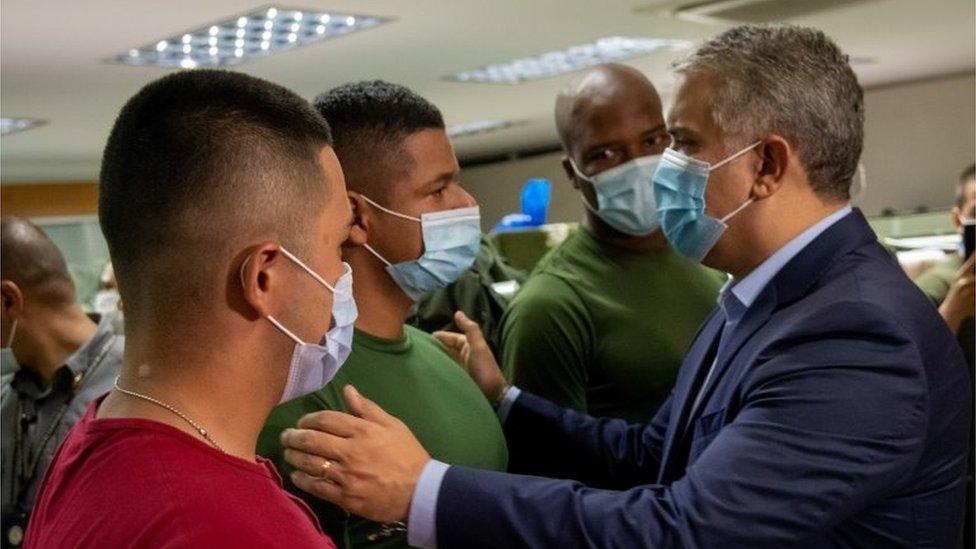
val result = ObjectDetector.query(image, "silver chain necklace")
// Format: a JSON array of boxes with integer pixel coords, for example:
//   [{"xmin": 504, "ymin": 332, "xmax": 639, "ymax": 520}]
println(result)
[{"xmin": 113, "ymin": 377, "xmax": 225, "ymax": 453}]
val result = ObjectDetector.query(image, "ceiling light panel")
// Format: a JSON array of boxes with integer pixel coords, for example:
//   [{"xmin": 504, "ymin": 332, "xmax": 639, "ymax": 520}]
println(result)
[
  {"xmin": 108, "ymin": 6, "xmax": 391, "ymax": 69},
  {"xmin": 449, "ymin": 37, "xmax": 694, "ymax": 84},
  {"xmin": 447, "ymin": 120, "xmax": 518, "ymax": 138},
  {"xmin": 1, "ymin": 118, "xmax": 47, "ymax": 136}
]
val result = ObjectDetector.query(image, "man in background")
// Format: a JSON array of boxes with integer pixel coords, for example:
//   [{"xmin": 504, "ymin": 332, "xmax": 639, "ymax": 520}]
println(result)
[
  {"xmin": 259, "ymin": 81, "xmax": 507, "ymax": 549},
  {"xmin": 914, "ymin": 163, "xmax": 975, "ymax": 368},
  {"xmin": 913, "ymin": 162, "xmax": 975, "ymax": 548},
  {"xmin": 500, "ymin": 63, "xmax": 723, "ymax": 424},
  {"xmin": 0, "ymin": 216, "xmax": 123, "ymax": 548}
]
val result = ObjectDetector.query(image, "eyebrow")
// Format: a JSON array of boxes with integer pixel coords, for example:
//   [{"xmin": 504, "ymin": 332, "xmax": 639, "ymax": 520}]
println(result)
[
  {"xmin": 421, "ymin": 170, "xmax": 458, "ymax": 189},
  {"xmin": 667, "ymin": 125, "xmax": 698, "ymax": 139},
  {"xmin": 582, "ymin": 124, "xmax": 670, "ymax": 154}
]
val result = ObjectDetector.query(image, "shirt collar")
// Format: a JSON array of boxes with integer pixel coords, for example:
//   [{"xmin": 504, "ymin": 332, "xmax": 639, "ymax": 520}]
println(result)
[
  {"xmin": 724, "ymin": 204, "xmax": 853, "ymax": 312},
  {"xmin": 12, "ymin": 313, "xmax": 117, "ymax": 398}
]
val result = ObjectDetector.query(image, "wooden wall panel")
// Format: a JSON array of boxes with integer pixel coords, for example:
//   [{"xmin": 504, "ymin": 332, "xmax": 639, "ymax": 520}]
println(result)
[{"xmin": 0, "ymin": 182, "xmax": 99, "ymax": 217}]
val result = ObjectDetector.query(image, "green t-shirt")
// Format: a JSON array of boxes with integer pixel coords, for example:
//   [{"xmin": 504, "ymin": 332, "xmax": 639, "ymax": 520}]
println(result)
[
  {"xmin": 913, "ymin": 253, "xmax": 975, "ymax": 369},
  {"xmin": 500, "ymin": 228, "xmax": 725, "ymax": 423},
  {"xmin": 258, "ymin": 326, "xmax": 508, "ymax": 549}
]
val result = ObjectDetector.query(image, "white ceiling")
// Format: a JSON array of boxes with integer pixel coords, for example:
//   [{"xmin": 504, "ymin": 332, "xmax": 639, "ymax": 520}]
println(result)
[{"xmin": 1, "ymin": 0, "xmax": 973, "ymax": 182}]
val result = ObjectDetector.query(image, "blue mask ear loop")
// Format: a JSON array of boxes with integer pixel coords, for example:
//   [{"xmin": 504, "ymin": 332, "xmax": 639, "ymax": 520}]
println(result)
[
  {"xmin": 358, "ymin": 195, "xmax": 423, "ymax": 268},
  {"xmin": 708, "ymin": 140, "xmax": 763, "ymax": 223}
]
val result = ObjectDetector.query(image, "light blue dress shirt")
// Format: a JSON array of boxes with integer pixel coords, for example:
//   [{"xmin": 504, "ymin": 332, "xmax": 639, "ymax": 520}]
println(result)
[{"xmin": 407, "ymin": 204, "xmax": 853, "ymax": 549}]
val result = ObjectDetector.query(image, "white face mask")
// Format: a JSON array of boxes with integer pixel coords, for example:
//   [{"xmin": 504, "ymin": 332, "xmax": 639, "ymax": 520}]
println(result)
[
  {"xmin": 93, "ymin": 289, "xmax": 121, "ymax": 315},
  {"xmin": 242, "ymin": 248, "xmax": 358, "ymax": 404},
  {"xmin": 1, "ymin": 320, "xmax": 19, "ymax": 376}
]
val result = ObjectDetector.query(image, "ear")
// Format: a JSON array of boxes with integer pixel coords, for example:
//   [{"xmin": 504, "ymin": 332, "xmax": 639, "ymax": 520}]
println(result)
[
  {"xmin": 1, "ymin": 280, "xmax": 24, "ymax": 322},
  {"xmin": 561, "ymin": 156, "xmax": 582, "ymax": 191},
  {"xmin": 751, "ymin": 136, "xmax": 790, "ymax": 200},
  {"xmin": 345, "ymin": 191, "xmax": 370, "ymax": 248},
  {"xmin": 951, "ymin": 205, "xmax": 963, "ymax": 233},
  {"xmin": 237, "ymin": 244, "xmax": 290, "ymax": 320}
]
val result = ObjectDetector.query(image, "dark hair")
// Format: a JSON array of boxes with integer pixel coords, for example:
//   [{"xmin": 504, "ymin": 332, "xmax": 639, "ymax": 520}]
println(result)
[
  {"xmin": 99, "ymin": 69, "xmax": 333, "ymax": 316},
  {"xmin": 956, "ymin": 162, "xmax": 976, "ymax": 207},
  {"xmin": 313, "ymin": 80, "xmax": 443, "ymax": 200}
]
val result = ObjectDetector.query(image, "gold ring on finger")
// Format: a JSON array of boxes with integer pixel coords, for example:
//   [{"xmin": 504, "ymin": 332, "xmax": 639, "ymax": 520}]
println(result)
[{"xmin": 320, "ymin": 459, "xmax": 334, "ymax": 477}]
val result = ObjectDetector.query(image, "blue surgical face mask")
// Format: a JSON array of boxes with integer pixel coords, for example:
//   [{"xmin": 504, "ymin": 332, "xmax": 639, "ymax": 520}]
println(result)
[
  {"xmin": 360, "ymin": 196, "xmax": 481, "ymax": 301},
  {"xmin": 243, "ymin": 248, "xmax": 357, "ymax": 404},
  {"xmin": 652, "ymin": 141, "xmax": 761, "ymax": 262},
  {"xmin": 570, "ymin": 155, "xmax": 661, "ymax": 236}
]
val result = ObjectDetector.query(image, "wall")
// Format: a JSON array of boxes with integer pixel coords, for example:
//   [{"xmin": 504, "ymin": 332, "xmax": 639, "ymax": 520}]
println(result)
[{"xmin": 461, "ymin": 73, "xmax": 976, "ymax": 227}]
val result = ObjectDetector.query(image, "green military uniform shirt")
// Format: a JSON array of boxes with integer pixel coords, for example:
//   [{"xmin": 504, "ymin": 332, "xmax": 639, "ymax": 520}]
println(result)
[
  {"xmin": 258, "ymin": 326, "xmax": 508, "ymax": 549},
  {"xmin": 500, "ymin": 227, "xmax": 725, "ymax": 423},
  {"xmin": 914, "ymin": 253, "xmax": 975, "ymax": 369}
]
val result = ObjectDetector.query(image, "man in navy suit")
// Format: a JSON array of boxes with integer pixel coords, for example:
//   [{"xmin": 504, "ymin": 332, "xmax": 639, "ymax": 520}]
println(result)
[{"xmin": 279, "ymin": 25, "xmax": 972, "ymax": 547}]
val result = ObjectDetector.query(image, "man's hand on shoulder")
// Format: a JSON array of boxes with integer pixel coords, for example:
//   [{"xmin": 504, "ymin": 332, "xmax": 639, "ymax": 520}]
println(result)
[
  {"xmin": 281, "ymin": 385, "xmax": 430, "ymax": 523},
  {"xmin": 433, "ymin": 311, "xmax": 508, "ymax": 404}
]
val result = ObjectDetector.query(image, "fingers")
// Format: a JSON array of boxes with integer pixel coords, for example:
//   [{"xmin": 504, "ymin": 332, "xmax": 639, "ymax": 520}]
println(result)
[
  {"xmin": 956, "ymin": 253, "xmax": 976, "ymax": 278},
  {"xmin": 291, "ymin": 470, "xmax": 345, "ymax": 503},
  {"xmin": 284, "ymin": 448, "xmax": 345, "ymax": 485},
  {"xmin": 296, "ymin": 410, "xmax": 364, "ymax": 437},
  {"xmin": 432, "ymin": 330, "xmax": 466, "ymax": 351},
  {"xmin": 281, "ymin": 427, "xmax": 348, "ymax": 460},
  {"xmin": 344, "ymin": 385, "xmax": 394, "ymax": 426},
  {"xmin": 454, "ymin": 311, "xmax": 489, "ymax": 353}
]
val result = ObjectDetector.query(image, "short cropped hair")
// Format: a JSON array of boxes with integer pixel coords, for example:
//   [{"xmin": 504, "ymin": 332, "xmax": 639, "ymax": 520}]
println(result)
[
  {"xmin": 0, "ymin": 216, "xmax": 76, "ymax": 306},
  {"xmin": 674, "ymin": 25, "xmax": 864, "ymax": 201},
  {"xmin": 99, "ymin": 69, "xmax": 333, "ymax": 316},
  {"xmin": 314, "ymin": 80, "xmax": 443, "ymax": 201}
]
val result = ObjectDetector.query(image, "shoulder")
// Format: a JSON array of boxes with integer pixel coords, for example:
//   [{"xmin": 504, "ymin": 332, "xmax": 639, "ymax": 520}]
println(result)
[
  {"xmin": 760, "ymin": 243, "xmax": 960, "ymax": 380},
  {"xmin": 508, "ymin": 271, "xmax": 586, "ymax": 315}
]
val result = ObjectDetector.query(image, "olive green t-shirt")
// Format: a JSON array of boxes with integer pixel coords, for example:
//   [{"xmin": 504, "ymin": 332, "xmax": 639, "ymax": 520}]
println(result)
[
  {"xmin": 913, "ymin": 253, "xmax": 975, "ymax": 369},
  {"xmin": 258, "ymin": 326, "xmax": 508, "ymax": 549},
  {"xmin": 499, "ymin": 228, "xmax": 725, "ymax": 423}
]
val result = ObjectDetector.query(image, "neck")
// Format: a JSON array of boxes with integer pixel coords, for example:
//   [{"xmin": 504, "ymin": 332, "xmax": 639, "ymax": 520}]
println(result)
[
  {"xmin": 582, "ymin": 211, "xmax": 668, "ymax": 253},
  {"xmin": 97, "ymin": 319, "xmax": 286, "ymax": 460},
  {"xmin": 346, "ymin": 248, "xmax": 413, "ymax": 339},
  {"xmin": 23, "ymin": 306, "xmax": 97, "ymax": 388},
  {"xmin": 726, "ymin": 199, "xmax": 848, "ymax": 279}
]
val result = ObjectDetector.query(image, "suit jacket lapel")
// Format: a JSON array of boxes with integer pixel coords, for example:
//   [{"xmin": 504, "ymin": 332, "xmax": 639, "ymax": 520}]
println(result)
[
  {"xmin": 657, "ymin": 208, "xmax": 879, "ymax": 481},
  {"xmin": 657, "ymin": 311, "xmax": 724, "ymax": 482}
]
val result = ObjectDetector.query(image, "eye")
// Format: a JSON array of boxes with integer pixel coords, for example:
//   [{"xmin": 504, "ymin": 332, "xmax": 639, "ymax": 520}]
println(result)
[
  {"xmin": 587, "ymin": 148, "xmax": 616, "ymax": 163},
  {"xmin": 646, "ymin": 133, "xmax": 668, "ymax": 147}
]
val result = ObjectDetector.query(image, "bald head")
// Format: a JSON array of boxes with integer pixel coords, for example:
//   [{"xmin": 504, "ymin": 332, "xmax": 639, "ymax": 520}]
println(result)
[
  {"xmin": 1, "ymin": 216, "xmax": 75, "ymax": 307},
  {"xmin": 555, "ymin": 63, "xmax": 665, "ymax": 159}
]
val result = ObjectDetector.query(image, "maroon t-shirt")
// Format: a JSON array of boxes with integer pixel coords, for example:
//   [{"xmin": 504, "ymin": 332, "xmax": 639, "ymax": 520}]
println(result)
[{"xmin": 24, "ymin": 396, "xmax": 336, "ymax": 548}]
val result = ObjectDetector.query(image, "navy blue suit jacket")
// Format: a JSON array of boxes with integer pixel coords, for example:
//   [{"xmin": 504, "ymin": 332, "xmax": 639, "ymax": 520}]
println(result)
[{"xmin": 435, "ymin": 210, "xmax": 971, "ymax": 548}]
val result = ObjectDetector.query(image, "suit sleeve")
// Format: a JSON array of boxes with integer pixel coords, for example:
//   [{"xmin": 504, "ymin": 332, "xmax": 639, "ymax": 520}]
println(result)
[
  {"xmin": 435, "ymin": 302, "xmax": 933, "ymax": 548},
  {"xmin": 503, "ymin": 390, "xmax": 670, "ymax": 488}
]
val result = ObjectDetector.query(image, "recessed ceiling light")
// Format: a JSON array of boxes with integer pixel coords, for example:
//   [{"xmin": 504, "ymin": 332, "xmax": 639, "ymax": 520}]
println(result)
[
  {"xmin": 449, "ymin": 37, "xmax": 694, "ymax": 84},
  {"xmin": 1, "ymin": 118, "xmax": 47, "ymax": 136},
  {"xmin": 447, "ymin": 120, "xmax": 520, "ymax": 138},
  {"xmin": 107, "ymin": 6, "xmax": 391, "ymax": 69}
]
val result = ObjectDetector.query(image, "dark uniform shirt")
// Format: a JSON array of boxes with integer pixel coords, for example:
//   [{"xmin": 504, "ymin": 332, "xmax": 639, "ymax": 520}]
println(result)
[{"xmin": 1, "ymin": 314, "xmax": 123, "ymax": 545}]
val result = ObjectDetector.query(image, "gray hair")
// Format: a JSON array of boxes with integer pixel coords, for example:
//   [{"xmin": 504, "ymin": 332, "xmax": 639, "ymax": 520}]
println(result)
[{"xmin": 674, "ymin": 25, "xmax": 863, "ymax": 201}]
